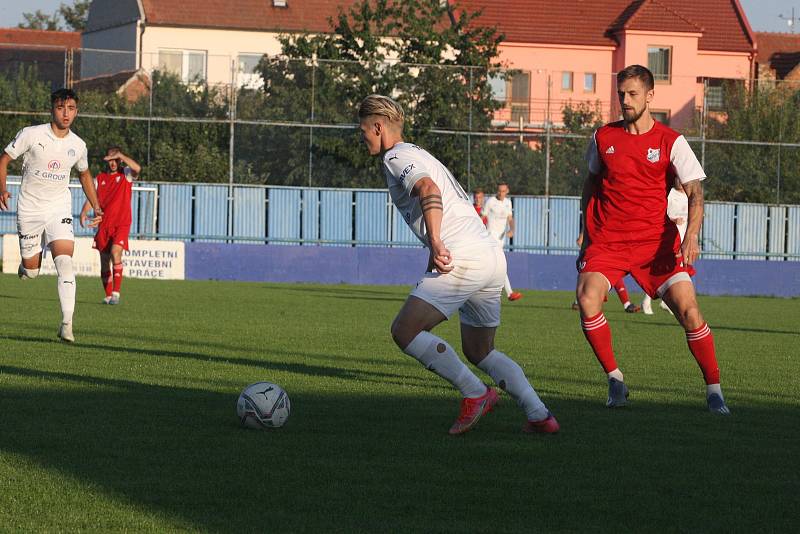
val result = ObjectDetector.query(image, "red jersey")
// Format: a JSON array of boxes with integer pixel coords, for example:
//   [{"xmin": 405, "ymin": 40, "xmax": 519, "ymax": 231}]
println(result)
[
  {"xmin": 585, "ymin": 120, "xmax": 705, "ymax": 244},
  {"xmin": 473, "ymin": 203, "xmax": 487, "ymax": 226},
  {"xmin": 96, "ymin": 168, "xmax": 134, "ymax": 226}
]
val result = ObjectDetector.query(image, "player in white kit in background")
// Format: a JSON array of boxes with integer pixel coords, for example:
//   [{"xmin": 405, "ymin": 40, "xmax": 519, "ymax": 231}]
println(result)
[
  {"xmin": 482, "ymin": 183, "xmax": 523, "ymax": 301},
  {"xmin": 641, "ymin": 179, "xmax": 689, "ymax": 315},
  {"xmin": 0, "ymin": 88, "xmax": 103, "ymax": 342},
  {"xmin": 358, "ymin": 94, "xmax": 558, "ymax": 435}
]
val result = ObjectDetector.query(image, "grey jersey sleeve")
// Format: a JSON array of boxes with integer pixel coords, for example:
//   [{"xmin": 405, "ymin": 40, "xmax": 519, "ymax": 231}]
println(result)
[{"xmin": 585, "ymin": 130, "xmax": 603, "ymax": 175}]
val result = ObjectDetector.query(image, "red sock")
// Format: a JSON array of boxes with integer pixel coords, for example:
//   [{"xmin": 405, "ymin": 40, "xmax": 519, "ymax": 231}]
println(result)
[
  {"xmin": 686, "ymin": 323, "xmax": 720, "ymax": 384},
  {"xmin": 112, "ymin": 263, "xmax": 123, "ymax": 293},
  {"xmin": 101, "ymin": 270, "xmax": 113, "ymax": 297},
  {"xmin": 613, "ymin": 279, "xmax": 630, "ymax": 306},
  {"xmin": 581, "ymin": 313, "xmax": 618, "ymax": 373}
]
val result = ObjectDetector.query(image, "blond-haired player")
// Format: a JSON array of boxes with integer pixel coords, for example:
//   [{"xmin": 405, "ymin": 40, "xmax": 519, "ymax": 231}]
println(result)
[{"xmin": 358, "ymin": 94, "xmax": 558, "ymax": 435}]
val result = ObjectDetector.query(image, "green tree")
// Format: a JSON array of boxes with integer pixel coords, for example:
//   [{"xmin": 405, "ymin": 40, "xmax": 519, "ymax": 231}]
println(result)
[
  {"xmin": 548, "ymin": 101, "xmax": 604, "ymax": 196},
  {"xmin": 703, "ymin": 81, "xmax": 800, "ymax": 203},
  {"xmin": 247, "ymin": 0, "xmax": 505, "ymax": 187},
  {"xmin": 18, "ymin": 1, "xmax": 89, "ymax": 32},
  {"xmin": 18, "ymin": 10, "xmax": 61, "ymax": 31},
  {"xmin": 59, "ymin": 0, "xmax": 91, "ymax": 32}
]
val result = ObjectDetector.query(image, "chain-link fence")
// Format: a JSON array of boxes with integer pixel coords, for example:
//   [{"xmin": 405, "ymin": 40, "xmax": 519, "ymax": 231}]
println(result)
[{"xmin": 2, "ymin": 45, "xmax": 799, "ymax": 204}]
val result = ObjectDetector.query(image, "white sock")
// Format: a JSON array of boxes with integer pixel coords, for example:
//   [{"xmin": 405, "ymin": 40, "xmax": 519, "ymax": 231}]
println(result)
[
  {"xmin": 504, "ymin": 276, "xmax": 513, "ymax": 296},
  {"xmin": 477, "ymin": 350, "xmax": 549, "ymax": 421},
  {"xmin": 403, "ymin": 331, "xmax": 486, "ymax": 398},
  {"xmin": 642, "ymin": 295, "xmax": 652, "ymax": 307},
  {"xmin": 706, "ymin": 383, "xmax": 723, "ymax": 399},
  {"xmin": 608, "ymin": 368, "xmax": 624, "ymax": 382},
  {"xmin": 54, "ymin": 255, "xmax": 75, "ymax": 324}
]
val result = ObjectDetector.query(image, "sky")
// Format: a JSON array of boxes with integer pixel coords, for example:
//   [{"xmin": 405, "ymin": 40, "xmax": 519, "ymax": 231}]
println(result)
[{"xmin": 0, "ymin": 0, "xmax": 799, "ymax": 33}]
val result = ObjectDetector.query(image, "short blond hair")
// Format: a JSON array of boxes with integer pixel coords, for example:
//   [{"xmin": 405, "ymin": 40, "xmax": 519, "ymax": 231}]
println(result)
[{"xmin": 358, "ymin": 94, "xmax": 405, "ymax": 125}]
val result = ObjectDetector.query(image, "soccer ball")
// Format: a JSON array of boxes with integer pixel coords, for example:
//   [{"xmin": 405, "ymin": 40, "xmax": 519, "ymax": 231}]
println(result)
[{"xmin": 236, "ymin": 382, "xmax": 291, "ymax": 429}]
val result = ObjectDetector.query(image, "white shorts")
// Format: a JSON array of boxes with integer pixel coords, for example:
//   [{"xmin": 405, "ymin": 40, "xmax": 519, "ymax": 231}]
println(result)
[
  {"xmin": 17, "ymin": 208, "xmax": 75, "ymax": 259},
  {"xmin": 411, "ymin": 246, "xmax": 506, "ymax": 327}
]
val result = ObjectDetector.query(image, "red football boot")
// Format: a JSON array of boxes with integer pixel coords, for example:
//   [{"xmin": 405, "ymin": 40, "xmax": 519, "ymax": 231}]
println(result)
[
  {"xmin": 448, "ymin": 387, "xmax": 499, "ymax": 435},
  {"xmin": 523, "ymin": 412, "xmax": 560, "ymax": 434}
]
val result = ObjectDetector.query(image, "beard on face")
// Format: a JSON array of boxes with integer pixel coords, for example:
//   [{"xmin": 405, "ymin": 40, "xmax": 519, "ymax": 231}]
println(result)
[{"xmin": 622, "ymin": 105, "xmax": 645, "ymax": 124}]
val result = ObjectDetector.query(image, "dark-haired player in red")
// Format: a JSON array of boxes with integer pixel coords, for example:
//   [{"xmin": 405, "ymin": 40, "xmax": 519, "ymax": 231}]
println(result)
[
  {"xmin": 576, "ymin": 65, "xmax": 729, "ymax": 415},
  {"xmin": 80, "ymin": 147, "xmax": 141, "ymax": 305}
]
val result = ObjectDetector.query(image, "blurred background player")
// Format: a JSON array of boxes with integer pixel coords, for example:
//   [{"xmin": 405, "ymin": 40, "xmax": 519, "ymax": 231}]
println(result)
[
  {"xmin": 472, "ymin": 187, "xmax": 487, "ymax": 225},
  {"xmin": 576, "ymin": 65, "xmax": 729, "ymax": 415},
  {"xmin": 80, "ymin": 147, "xmax": 141, "ymax": 305},
  {"xmin": 642, "ymin": 178, "xmax": 691, "ymax": 315},
  {"xmin": 359, "ymin": 94, "xmax": 558, "ymax": 435},
  {"xmin": 0, "ymin": 88, "xmax": 103, "ymax": 342},
  {"xmin": 483, "ymin": 183, "xmax": 523, "ymax": 301},
  {"xmin": 572, "ymin": 230, "xmax": 641, "ymax": 313}
]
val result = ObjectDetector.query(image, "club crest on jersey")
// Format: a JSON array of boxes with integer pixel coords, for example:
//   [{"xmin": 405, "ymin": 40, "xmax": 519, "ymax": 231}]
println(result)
[
  {"xmin": 68, "ymin": 149, "xmax": 76, "ymax": 157},
  {"xmin": 47, "ymin": 160, "xmax": 61, "ymax": 170},
  {"xmin": 647, "ymin": 148, "xmax": 660, "ymax": 163},
  {"xmin": 116, "ymin": 175, "xmax": 121, "ymax": 183}
]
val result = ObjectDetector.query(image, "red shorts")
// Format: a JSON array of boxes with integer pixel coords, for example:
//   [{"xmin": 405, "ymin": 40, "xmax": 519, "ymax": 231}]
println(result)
[
  {"xmin": 93, "ymin": 225, "xmax": 130, "ymax": 253},
  {"xmin": 577, "ymin": 236, "xmax": 693, "ymax": 298}
]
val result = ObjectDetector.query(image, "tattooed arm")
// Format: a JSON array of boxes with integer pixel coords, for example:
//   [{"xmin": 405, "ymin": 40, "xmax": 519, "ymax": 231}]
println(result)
[
  {"xmin": 681, "ymin": 179, "xmax": 704, "ymax": 266},
  {"xmin": 413, "ymin": 177, "xmax": 452, "ymax": 273}
]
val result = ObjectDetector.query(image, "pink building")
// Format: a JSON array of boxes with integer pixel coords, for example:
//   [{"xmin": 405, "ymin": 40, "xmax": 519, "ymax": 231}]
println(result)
[{"xmin": 459, "ymin": 0, "xmax": 756, "ymax": 129}]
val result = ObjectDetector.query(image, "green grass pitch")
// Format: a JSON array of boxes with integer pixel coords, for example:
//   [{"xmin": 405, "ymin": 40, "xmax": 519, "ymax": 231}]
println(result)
[{"xmin": 0, "ymin": 274, "xmax": 798, "ymax": 532}]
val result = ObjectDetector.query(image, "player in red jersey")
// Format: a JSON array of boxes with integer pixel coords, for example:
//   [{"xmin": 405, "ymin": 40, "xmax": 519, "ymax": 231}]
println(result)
[
  {"xmin": 472, "ymin": 187, "xmax": 487, "ymax": 225},
  {"xmin": 80, "ymin": 147, "xmax": 141, "ymax": 305},
  {"xmin": 575, "ymin": 65, "xmax": 729, "ymax": 415}
]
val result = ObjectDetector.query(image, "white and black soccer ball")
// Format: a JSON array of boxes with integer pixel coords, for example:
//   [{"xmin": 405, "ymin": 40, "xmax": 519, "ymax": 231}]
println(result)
[{"xmin": 237, "ymin": 382, "xmax": 291, "ymax": 429}]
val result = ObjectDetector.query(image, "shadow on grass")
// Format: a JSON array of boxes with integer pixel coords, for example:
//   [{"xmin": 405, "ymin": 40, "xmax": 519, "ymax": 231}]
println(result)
[
  {"xmin": 0, "ymin": 333, "xmax": 431, "ymax": 390},
  {"xmin": 0, "ymin": 364, "xmax": 797, "ymax": 532}
]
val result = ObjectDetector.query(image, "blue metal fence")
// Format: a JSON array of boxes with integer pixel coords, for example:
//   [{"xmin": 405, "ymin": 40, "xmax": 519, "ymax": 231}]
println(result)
[{"xmin": 3, "ymin": 178, "xmax": 799, "ymax": 260}]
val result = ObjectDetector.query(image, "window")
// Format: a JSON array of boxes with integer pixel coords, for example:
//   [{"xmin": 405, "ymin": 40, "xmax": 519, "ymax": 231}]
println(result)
[
  {"xmin": 584, "ymin": 72, "xmax": 596, "ymax": 93},
  {"xmin": 562, "ymin": 71, "xmax": 573, "ymax": 91},
  {"xmin": 238, "ymin": 53, "xmax": 263, "ymax": 88},
  {"xmin": 651, "ymin": 110, "xmax": 670, "ymax": 125},
  {"xmin": 158, "ymin": 49, "xmax": 207, "ymax": 83},
  {"xmin": 705, "ymin": 78, "xmax": 729, "ymax": 110},
  {"xmin": 489, "ymin": 71, "xmax": 529, "ymax": 122},
  {"xmin": 510, "ymin": 71, "xmax": 530, "ymax": 123},
  {"xmin": 273, "ymin": 0, "xmax": 287, "ymax": 7},
  {"xmin": 488, "ymin": 73, "xmax": 507, "ymax": 103},
  {"xmin": 648, "ymin": 46, "xmax": 671, "ymax": 83},
  {"xmin": 157, "ymin": 50, "xmax": 182, "ymax": 77}
]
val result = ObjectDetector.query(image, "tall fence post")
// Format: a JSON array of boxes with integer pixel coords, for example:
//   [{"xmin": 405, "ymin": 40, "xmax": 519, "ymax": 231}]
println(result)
[
  {"xmin": 777, "ymin": 95, "xmax": 783, "ymax": 204},
  {"xmin": 147, "ymin": 73, "xmax": 153, "ymax": 168},
  {"xmin": 228, "ymin": 57, "xmax": 236, "ymax": 240},
  {"xmin": 545, "ymin": 73, "xmax": 551, "ymax": 198},
  {"xmin": 308, "ymin": 58, "xmax": 316, "ymax": 188},
  {"xmin": 701, "ymin": 78, "xmax": 708, "ymax": 169}
]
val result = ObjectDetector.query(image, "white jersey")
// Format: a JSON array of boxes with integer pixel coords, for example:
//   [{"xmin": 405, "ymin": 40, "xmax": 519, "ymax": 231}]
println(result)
[
  {"xmin": 483, "ymin": 196, "xmax": 513, "ymax": 241},
  {"xmin": 4, "ymin": 123, "xmax": 88, "ymax": 214},
  {"xmin": 667, "ymin": 188, "xmax": 689, "ymax": 241},
  {"xmin": 383, "ymin": 142, "xmax": 495, "ymax": 252}
]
